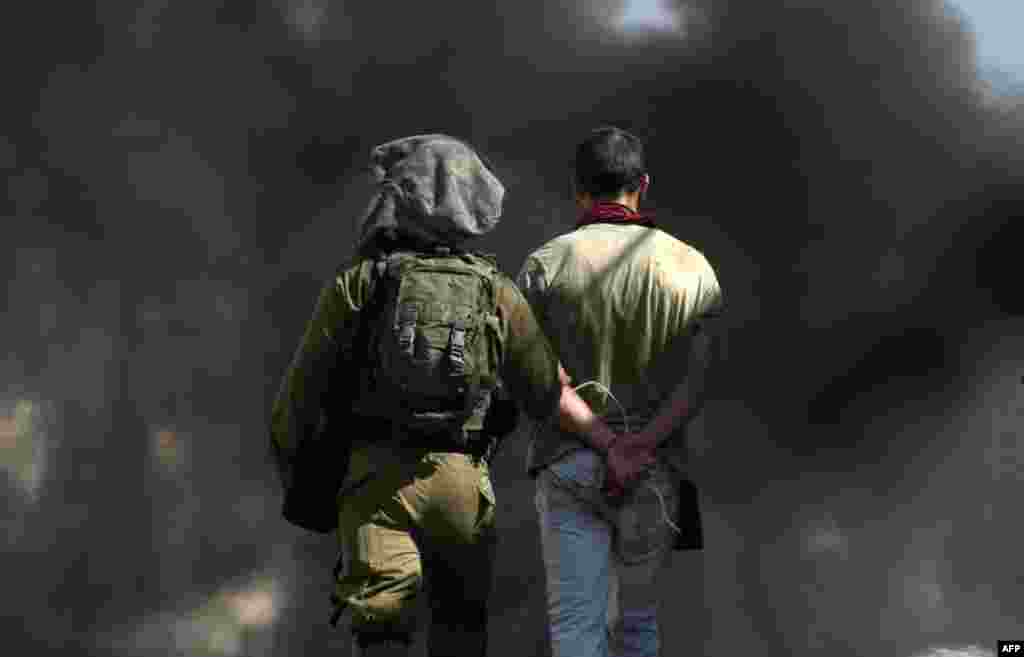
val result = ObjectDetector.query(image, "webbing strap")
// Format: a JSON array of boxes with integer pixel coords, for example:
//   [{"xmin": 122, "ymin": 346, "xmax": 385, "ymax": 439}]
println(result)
[{"xmin": 397, "ymin": 305, "xmax": 417, "ymax": 358}]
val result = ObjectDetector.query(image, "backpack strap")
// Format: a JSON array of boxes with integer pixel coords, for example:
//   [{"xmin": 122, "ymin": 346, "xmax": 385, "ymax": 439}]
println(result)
[
  {"xmin": 471, "ymin": 250, "xmax": 498, "ymax": 265},
  {"xmin": 353, "ymin": 254, "xmax": 394, "ymax": 394}
]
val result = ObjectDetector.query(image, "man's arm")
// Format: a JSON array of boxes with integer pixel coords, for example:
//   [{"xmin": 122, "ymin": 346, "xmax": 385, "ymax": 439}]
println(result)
[
  {"xmin": 624, "ymin": 327, "xmax": 716, "ymax": 451},
  {"xmin": 601, "ymin": 320, "xmax": 720, "ymax": 497},
  {"xmin": 625, "ymin": 259, "xmax": 724, "ymax": 451}
]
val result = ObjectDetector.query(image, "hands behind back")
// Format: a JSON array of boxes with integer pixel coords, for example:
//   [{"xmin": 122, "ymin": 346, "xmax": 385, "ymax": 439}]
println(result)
[{"xmin": 603, "ymin": 438, "xmax": 656, "ymax": 501}]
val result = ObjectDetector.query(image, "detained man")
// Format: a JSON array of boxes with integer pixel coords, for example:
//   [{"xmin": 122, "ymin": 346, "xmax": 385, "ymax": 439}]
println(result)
[{"xmin": 516, "ymin": 126, "xmax": 725, "ymax": 657}]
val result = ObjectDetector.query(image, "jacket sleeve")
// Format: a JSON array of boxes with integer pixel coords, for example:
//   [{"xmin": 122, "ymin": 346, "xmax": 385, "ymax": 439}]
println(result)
[
  {"xmin": 497, "ymin": 268, "xmax": 562, "ymax": 424},
  {"xmin": 269, "ymin": 263, "xmax": 368, "ymax": 488},
  {"xmin": 515, "ymin": 255, "xmax": 550, "ymax": 326}
]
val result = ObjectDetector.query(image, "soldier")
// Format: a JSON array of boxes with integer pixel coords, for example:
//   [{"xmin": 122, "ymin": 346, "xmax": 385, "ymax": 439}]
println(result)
[
  {"xmin": 270, "ymin": 134, "xmax": 620, "ymax": 657},
  {"xmin": 517, "ymin": 126, "xmax": 725, "ymax": 657}
]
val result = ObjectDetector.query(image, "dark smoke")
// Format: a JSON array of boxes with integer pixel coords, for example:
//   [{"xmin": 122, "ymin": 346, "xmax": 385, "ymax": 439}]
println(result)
[{"xmin": 2, "ymin": 0, "xmax": 1021, "ymax": 655}]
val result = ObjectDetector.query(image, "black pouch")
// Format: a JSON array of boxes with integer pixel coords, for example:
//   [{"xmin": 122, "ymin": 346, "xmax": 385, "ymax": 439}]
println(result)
[
  {"xmin": 482, "ymin": 394, "xmax": 519, "ymax": 437},
  {"xmin": 478, "ymin": 392, "xmax": 519, "ymax": 462},
  {"xmin": 672, "ymin": 477, "xmax": 704, "ymax": 551},
  {"xmin": 282, "ymin": 415, "xmax": 351, "ymax": 534}
]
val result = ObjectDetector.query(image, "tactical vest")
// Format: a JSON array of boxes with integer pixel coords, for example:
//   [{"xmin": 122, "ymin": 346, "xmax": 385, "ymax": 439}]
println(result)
[{"xmin": 351, "ymin": 247, "xmax": 504, "ymax": 443}]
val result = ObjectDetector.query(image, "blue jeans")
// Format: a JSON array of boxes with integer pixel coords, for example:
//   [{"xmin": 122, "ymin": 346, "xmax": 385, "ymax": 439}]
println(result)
[{"xmin": 535, "ymin": 448, "xmax": 679, "ymax": 657}]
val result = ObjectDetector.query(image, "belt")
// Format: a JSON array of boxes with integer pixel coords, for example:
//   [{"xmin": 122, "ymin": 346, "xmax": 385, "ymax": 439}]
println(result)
[
  {"xmin": 348, "ymin": 417, "xmax": 494, "ymax": 458},
  {"xmin": 340, "ymin": 428, "xmax": 495, "ymax": 499},
  {"xmin": 394, "ymin": 428, "xmax": 486, "ymax": 453}
]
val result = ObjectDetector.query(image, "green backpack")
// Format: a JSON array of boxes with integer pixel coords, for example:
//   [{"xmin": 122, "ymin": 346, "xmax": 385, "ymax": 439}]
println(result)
[{"xmin": 352, "ymin": 247, "xmax": 504, "ymax": 441}]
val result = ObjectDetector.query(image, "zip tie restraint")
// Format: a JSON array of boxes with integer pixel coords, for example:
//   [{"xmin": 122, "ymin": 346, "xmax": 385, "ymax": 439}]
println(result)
[
  {"xmin": 648, "ymin": 478, "xmax": 682, "ymax": 535},
  {"xmin": 572, "ymin": 380, "xmax": 630, "ymax": 435},
  {"xmin": 570, "ymin": 379, "xmax": 680, "ymax": 535}
]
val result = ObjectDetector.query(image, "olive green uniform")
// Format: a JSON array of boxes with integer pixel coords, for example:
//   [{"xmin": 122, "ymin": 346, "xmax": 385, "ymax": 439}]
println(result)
[{"xmin": 271, "ymin": 256, "xmax": 562, "ymax": 655}]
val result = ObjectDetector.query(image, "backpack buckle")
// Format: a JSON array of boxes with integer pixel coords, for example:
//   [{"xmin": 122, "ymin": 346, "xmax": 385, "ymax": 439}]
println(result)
[
  {"xmin": 448, "ymin": 318, "xmax": 466, "ymax": 376},
  {"xmin": 398, "ymin": 305, "xmax": 417, "ymax": 358}
]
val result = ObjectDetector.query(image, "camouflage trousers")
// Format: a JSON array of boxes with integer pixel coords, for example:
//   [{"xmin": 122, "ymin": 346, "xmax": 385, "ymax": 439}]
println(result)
[{"xmin": 332, "ymin": 442, "xmax": 497, "ymax": 657}]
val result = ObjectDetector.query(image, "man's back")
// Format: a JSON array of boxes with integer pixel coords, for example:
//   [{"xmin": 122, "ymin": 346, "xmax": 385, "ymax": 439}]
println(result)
[{"xmin": 518, "ymin": 221, "xmax": 723, "ymax": 471}]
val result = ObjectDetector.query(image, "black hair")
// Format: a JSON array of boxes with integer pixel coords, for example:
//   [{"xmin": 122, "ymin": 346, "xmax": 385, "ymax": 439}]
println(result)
[{"xmin": 573, "ymin": 126, "xmax": 646, "ymax": 198}]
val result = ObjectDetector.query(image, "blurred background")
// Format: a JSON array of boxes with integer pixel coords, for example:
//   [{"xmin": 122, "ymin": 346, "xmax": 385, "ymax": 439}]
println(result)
[{"xmin": 1, "ymin": 1, "xmax": 1021, "ymax": 655}]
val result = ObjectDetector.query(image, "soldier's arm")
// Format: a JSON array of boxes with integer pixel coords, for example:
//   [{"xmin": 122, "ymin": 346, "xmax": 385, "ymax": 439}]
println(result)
[
  {"xmin": 269, "ymin": 264, "xmax": 366, "ymax": 486},
  {"xmin": 501, "ymin": 270, "xmax": 617, "ymax": 453},
  {"xmin": 555, "ymin": 375, "xmax": 619, "ymax": 452}
]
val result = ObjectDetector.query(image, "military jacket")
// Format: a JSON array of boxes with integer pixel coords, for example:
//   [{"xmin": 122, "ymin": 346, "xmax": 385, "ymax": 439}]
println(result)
[{"xmin": 271, "ymin": 253, "xmax": 564, "ymax": 476}]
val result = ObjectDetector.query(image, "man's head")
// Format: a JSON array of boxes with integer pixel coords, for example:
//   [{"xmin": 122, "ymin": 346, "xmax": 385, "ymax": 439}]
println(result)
[{"xmin": 573, "ymin": 126, "xmax": 650, "ymax": 211}]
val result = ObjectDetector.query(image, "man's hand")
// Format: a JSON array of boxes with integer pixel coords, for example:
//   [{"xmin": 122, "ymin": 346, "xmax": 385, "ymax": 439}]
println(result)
[{"xmin": 603, "ymin": 439, "xmax": 656, "ymax": 500}]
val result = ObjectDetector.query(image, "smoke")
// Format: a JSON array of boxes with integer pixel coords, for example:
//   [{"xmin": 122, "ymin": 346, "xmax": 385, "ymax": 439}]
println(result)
[
  {"xmin": 99, "ymin": 570, "xmax": 285, "ymax": 657},
  {"xmin": 0, "ymin": 398, "xmax": 56, "ymax": 505},
  {"xmin": 911, "ymin": 648, "xmax": 995, "ymax": 657},
  {"xmin": 2, "ymin": 0, "xmax": 1023, "ymax": 655}
]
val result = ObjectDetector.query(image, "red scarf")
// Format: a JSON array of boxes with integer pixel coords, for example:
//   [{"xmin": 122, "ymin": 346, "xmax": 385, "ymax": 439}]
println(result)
[{"xmin": 576, "ymin": 201, "xmax": 656, "ymax": 229}]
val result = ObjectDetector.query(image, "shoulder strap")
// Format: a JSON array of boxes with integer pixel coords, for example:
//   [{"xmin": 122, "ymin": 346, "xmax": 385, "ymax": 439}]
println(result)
[
  {"xmin": 353, "ymin": 255, "xmax": 391, "ymax": 363},
  {"xmin": 469, "ymin": 250, "xmax": 500, "ymax": 269}
]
